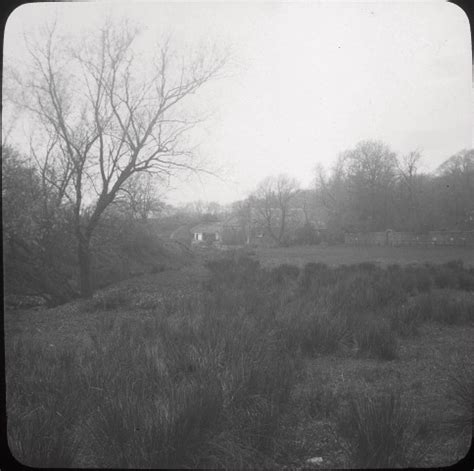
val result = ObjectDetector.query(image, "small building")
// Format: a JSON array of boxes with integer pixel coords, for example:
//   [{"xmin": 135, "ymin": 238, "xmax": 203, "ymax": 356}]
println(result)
[
  {"xmin": 221, "ymin": 215, "xmax": 247, "ymax": 246},
  {"xmin": 190, "ymin": 222, "xmax": 223, "ymax": 246},
  {"xmin": 190, "ymin": 216, "xmax": 248, "ymax": 247},
  {"xmin": 169, "ymin": 225, "xmax": 194, "ymax": 246}
]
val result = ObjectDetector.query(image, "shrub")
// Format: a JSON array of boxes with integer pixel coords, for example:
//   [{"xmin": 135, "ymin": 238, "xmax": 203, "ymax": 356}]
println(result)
[
  {"xmin": 293, "ymin": 222, "xmax": 321, "ymax": 245},
  {"xmin": 337, "ymin": 390, "xmax": 419, "ymax": 468}
]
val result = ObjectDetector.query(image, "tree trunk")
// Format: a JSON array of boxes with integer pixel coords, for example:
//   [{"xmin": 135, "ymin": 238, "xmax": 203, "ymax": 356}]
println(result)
[{"xmin": 78, "ymin": 235, "xmax": 93, "ymax": 298}]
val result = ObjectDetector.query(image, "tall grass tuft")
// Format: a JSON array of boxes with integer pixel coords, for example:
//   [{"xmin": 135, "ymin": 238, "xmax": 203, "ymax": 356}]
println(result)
[
  {"xmin": 6, "ymin": 342, "xmax": 88, "ymax": 467},
  {"xmin": 8, "ymin": 254, "xmax": 474, "ymax": 467},
  {"xmin": 337, "ymin": 390, "xmax": 418, "ymax": 468},
  {"xmin": 413, "ymin": 292, "xmax": 474, "ymax": 325},
  {"xmin": 353, "ymin": 315, "xmax": 398, "ymax": 360},
  {"xmin": 388, "ymin": 304, "xmax": 422, "ymax": 337},
  {"xmin": 6, "ymin": 286, "xmax": 298, "ymax": 468},
  {"xmin": 285, "ymin": 306, "xmax": 351, "ymax": 355},
  {"xmin": 444, "ymin": 357, "xmax": 474, "ymax": 435}
]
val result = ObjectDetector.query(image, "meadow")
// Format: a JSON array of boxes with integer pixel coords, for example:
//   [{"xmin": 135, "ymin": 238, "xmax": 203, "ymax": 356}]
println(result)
[
  {"xmin": 255, "ymin": 244, "xmax": 474, "ymax": 269},
  {"xmin": 5, "ymin": 249, "xmax": 474, "ymax": 468}
]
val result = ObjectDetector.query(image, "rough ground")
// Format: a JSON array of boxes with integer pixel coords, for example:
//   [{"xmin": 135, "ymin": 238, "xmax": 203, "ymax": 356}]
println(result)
[
  {"xmin": 4, "ymin": 258, "xmax": 473, "ymax": 468},
  {"xmin": 4, "ymin": 263, "xmax": 208, "ymax": 348},
  {"xmin": 255, "ymin": 245, "xmax": 474, "ymax": 268},
  {"xmin": 286, "ymin": 322, "xmax": 473, "ymax": 468}
]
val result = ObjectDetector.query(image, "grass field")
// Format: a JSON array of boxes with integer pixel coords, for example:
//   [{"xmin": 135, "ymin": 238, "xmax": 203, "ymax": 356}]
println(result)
[
  {"xmin": 5, "ymin": 252, "xmax": 474, "ymax": 468},
  {"xmin": 255, "ymin": 245, "xmax": 474, "ymax": 268}
]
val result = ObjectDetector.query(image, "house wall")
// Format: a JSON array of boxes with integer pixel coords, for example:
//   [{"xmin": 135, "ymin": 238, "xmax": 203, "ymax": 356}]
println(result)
[
  {"xmin": 428, "ymin": 231, "xmax": 474, "ymax": 246},
  {"xmin": 192, "ymin": 231, "xmax": 220, "ymax": 244},
  {"xmin": 221, "ymin": 226, "xmax": 246, "ymax": 246}
]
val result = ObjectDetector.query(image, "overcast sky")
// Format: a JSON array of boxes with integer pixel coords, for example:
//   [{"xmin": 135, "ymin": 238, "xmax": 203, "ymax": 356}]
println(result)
[{"xmin": 3, "ymin": 1, "xmax": 472, "ymax": 205}]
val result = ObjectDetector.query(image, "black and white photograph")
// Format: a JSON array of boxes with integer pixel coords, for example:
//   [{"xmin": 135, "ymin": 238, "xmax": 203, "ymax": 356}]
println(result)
[{"xmin": 2, "ymin": 0, "xmax": 473, "ymax": 468}]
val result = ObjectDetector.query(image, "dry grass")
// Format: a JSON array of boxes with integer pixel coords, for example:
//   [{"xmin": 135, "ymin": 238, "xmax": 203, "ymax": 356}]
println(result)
[
  {"xmin": 5, "ymin": 254, "xmax": 474, "ymax": 468},
  {"xmin": 256, "ymin": 244, "xmax": 474, "ymax": 268},
  {"xmin": 337, "ymin": 390, "xmax": 416, "ymax": 468}
]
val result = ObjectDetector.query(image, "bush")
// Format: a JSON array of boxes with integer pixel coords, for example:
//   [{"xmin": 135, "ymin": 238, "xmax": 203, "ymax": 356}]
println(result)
[
  {"xmin": 293, "ymin": 222, "xmax": 321, "ymax": 245},
  {"xmin": 337, "ymin": 390, "xmax": 419, "ymax": 468}
]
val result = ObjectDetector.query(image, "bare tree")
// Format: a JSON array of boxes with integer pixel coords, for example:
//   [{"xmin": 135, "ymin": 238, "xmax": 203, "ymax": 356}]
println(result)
[
  {"xmin": 116, "ymin": 172, "xmax": 167, "ymax": 221},
  {"xmin": 252, "ymin": 174, "xmax": 300, "ymax": 245},
  {"xmin": 436, "ymin": 149, "xmax": 474, "ymax": 228},
  {"xmin": 232, "ymin": 198, "xmax": 253, "ymax": 245},
  {"xmin": 314, "ymin": 159, "xmax": 353, "ymax": 237},
  {"xmin": 341, "ymin": 140, "xmax": 398, "ymax": 231},
  {"xmin": 396, "ymin": 150, "xmax": 423, "ymax": 231},
  {"xmin": 15, "ymin": 19, "xmax": 227, "ymax": 297}
]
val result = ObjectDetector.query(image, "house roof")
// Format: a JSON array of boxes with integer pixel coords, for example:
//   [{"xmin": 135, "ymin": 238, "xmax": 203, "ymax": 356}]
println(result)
[
  {"xmin": 190, "ymin": 222, "xmax": 223, "ymax": 234},
  {"xmin": 170, "ymin": 225, "xmax": 193, "ymax": 240},
  {"xmin": 222, "ymin": 214, "xmax": 241, "ymax": 228}
]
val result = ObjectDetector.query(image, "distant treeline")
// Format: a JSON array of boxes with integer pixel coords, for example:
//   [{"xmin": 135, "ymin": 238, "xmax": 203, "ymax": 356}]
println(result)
[{"xmin": 314, "ymin": 141, "xmax": 474, "ymax": 241}]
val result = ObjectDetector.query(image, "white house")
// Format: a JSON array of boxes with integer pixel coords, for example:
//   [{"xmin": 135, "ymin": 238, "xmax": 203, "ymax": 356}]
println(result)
[{"xmin": 190, "ymin": 222, "xmax": 223, "ymax": 245}]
